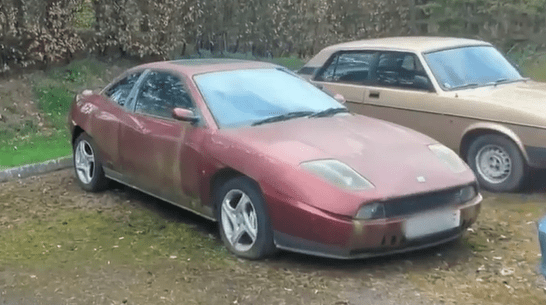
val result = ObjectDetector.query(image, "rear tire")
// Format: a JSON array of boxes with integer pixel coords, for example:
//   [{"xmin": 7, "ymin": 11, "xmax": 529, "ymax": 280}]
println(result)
[
  {"xmin": 73, "ymin": 133, "xmax": 109, "ymax": 192},
  {"xmin": 466, "ymin": 134, "xmax": 526, "ymax": 192},
  {"xmin": 215, "ymin": 176, "xmax": 276, "ymax": 259}
]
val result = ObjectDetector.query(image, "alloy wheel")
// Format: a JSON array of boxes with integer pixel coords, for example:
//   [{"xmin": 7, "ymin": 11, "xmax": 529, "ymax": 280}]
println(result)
[
  {"xmin": 75, "ymin": 139, "xmax": 95, "ymax": 184},
  {"xmin": 221, "ymin": 189, "xmax": 258, "ymax": 252}
]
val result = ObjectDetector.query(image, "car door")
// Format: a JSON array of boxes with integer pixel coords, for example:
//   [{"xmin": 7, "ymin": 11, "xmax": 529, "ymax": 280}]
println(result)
[
  {"xmin": 118, "ymin": 70, "xmax": 200, "ymax": 204},
  {"xmin": 312, "ymin": 51, "xmax": 377, "ymax": 104},
  {"xmin": 91, "ymin": 71, "xmax": 143, "ymax": 172},
  {"xmin": 355, "ymin": 51, "xmax": 457, "ymax": 147}
]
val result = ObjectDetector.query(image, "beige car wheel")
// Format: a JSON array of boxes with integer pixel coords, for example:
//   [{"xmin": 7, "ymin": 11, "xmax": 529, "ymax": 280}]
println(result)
[{"xmin": 467, "ymin": 134, "xmax": 526, "ymax": 192}]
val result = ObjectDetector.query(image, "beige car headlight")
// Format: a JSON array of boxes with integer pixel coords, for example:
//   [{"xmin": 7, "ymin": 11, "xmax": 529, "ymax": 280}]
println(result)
[
  {"xmin": 429, "ymin": 144, "xmax": 468, "ymax": 173},
  {"xmin": 301, "ymin": 159, "xmax": 374, "ymax": 191}
]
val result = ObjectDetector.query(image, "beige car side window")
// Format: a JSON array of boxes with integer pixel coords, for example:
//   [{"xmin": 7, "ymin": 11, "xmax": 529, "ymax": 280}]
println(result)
[
  {"xmin": 374, "ymin": 52, "xmax": 432, "ymax": 91},
  {"xmin": 316, "ymin": 52, "xmax": 376, "ymax": 84}
]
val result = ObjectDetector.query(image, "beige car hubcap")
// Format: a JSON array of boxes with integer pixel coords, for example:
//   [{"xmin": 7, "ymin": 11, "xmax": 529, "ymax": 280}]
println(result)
[{"xmin": 476, "ymin": 145, "xmax": 511, "ymax": 184}]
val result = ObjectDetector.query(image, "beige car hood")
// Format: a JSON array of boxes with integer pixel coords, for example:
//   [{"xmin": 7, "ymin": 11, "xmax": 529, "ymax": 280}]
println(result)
[{"xmin": 453, "ymin": 80, "xmax": 546, "ymax": 127}]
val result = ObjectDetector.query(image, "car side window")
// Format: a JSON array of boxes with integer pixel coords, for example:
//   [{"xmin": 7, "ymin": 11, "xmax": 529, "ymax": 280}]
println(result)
[
  {"xmin": 105, "ymin": 72, "xmax": 142, "ymax": 106},
  {"xmin": 134, "ymin": 71, "xmax": 194, "ymax": 119},
  {"xmin": 374, "ymin": 52, "xmax": 432, "ymax": 91},
  {"xmin": 315, "ymin": 52, "xmax": 376, "ymax": 84}
]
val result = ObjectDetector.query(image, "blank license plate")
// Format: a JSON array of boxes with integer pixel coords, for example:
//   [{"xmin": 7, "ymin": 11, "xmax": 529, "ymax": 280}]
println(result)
[{"xmin": 404, "ymin": 209, "xmax": 460, "ymax": 240}]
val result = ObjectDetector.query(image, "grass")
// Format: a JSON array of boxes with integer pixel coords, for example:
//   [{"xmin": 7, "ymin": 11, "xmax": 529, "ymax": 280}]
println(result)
[
  {"xmin": 269, "ymin": 57, "xmax": 306, "ymax": 70},
  {"xmin": 0, "ymin": 59, "xmax": 109, "ymax": 169},
  {"xmin": 523, "ymin": 54, "xmax": 546, "ymax": 81},
  {"xmin": 0, "ymin": 208, "xmax": 227, "ymax": 270},
  {"xmin": 0, "ymin": 132, "xmax": 71, "ymax": 170}
]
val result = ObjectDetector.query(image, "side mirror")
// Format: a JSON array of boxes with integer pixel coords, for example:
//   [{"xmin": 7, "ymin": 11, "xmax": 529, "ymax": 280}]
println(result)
[
  {"xmin": 172, "ymin": 108, "xmax": 198, "ymax": 123},
  {"xmin": 333, "ymin": 93, "xmax": 346, "ymax": 104}
]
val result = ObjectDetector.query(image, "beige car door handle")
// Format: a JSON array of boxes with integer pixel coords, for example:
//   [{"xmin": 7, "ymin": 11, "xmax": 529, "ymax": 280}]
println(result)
[{"xmin": 369, "ymin": 91, "xmax": 380, "ymax": 99}]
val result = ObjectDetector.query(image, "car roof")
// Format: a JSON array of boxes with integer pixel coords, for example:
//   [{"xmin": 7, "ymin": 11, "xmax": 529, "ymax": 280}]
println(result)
[
  {"xmin": 129, "ymin": 58, "xmax": 278, "ymax": 77},
  {"xmin": 303, "ymin": 36, "xmax": 492, "ymax": 68},
  {"xmin": 323, "ymin": 36, "xmax": 491, "ymax": 53}
]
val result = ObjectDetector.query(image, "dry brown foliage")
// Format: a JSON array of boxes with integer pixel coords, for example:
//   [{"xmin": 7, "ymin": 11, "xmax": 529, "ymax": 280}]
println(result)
[{"xmin": 0, "ymin": 0, "xmax": 544, "ymax": 74}]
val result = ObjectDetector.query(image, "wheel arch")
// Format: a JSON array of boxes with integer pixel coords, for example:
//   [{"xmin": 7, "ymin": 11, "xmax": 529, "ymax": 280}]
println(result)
[
  {"xmin": 459, "ymin": 123, "xmax": 529, "ymax": 163},
  {"xmin": 71, "ymin": 125, "xmax": 85, "ymax": 147},
  {"xmin": 209, "ymin": 167, "xmax": 246, "ymax": 215}
]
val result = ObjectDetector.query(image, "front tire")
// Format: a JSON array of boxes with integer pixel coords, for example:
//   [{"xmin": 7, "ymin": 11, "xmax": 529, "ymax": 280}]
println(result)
[
  {"xmin": 215, "ymin": 177, "xmax": 276, "ymax": 259},
  {"xmin": 73, "ymin": 133, "xmax": 108, "ymax": 192},
  {"xmin": 466, "ymin": 134, "xmax": 526, "ymax": 192}
]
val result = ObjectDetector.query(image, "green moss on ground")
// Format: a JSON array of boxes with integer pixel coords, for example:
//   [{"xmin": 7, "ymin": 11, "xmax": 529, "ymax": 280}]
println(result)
[{"xmin": 0, "ymin": 208, "xmax": 227, "ymax": 270}]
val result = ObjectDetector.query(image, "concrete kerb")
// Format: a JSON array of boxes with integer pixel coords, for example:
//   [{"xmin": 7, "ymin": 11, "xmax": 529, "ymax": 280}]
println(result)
[{"xmin": 0, "ymin": 156, "xmax": 73, "ymax": 183}]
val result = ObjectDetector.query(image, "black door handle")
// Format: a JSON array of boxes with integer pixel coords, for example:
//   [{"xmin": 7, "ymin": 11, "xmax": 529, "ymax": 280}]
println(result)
[{"xmin": 369, "ymin": 91, "xmax": 380, "ymax": 99}]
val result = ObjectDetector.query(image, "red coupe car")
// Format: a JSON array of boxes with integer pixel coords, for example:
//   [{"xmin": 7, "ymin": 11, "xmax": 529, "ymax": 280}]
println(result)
[{"xmin": 68, "ymin": 59, "xmax": 482, "ymax": 259}]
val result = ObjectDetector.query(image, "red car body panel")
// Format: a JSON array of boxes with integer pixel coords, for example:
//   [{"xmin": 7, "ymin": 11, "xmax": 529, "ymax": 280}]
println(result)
[
  {"xmin": 211, "ymin": 115, "xmax": 477, "ymax": 216},
  {"xmin": 68, "ymin": 59, "xmax": 481, "ymax": 259}
]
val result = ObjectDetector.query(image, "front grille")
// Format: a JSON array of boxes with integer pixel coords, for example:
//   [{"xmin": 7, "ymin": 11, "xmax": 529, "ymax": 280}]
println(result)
[{"xmin": 383, "ymin": 185, "xmax": 475, "ymax": 218}]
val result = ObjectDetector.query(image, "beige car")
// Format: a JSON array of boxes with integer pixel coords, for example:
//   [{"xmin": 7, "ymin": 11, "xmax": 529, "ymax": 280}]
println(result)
[{"xmin": 299, "ymin": 37, "xmax": 546, "ymax": 192}]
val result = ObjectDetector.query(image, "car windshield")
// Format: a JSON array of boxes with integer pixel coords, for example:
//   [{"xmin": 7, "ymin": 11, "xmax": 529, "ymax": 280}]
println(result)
[
  {"xmin": 194, "ymin": 68, "xmax": 345, "ymax": 128},
  {"xmin": 424, "ymin": 46, "xmax": 523, "ymax": 91}
]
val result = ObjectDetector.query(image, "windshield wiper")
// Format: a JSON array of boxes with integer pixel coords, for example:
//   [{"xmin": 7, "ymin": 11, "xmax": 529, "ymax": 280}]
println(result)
[
  {"xmin": 251, "ymin": 111, "xmax": 314, "ymax": 126},
  {"xmin": 309, "ymin": 107, "xmax": 350, "ymax": 118},
  {"xmin": 450, "ymin": 83, "xmax": 479, "ymax": 90},
  {"xmin": 485, "ymin": 78, "xmax": 509, "ymax": 87}
]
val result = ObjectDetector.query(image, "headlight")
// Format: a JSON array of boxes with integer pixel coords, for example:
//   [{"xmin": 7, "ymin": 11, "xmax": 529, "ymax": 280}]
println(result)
[
  {"xmin": 428, "ymin": 144, "xmax": 467, "ymax": 173},
  {"xmin": 457, "ymin": 185, "xmax": 477, "ymax": 202},
  {"xmin": 355, "ymin": 202, "xmax": 385, "ymax": 220},
  {"xmin": 300, "ymin": 159, "xmax": 374, "ymax": 191}
]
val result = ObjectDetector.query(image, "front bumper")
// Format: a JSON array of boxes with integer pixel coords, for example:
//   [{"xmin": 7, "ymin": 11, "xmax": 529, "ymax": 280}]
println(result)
[{"xmin": 273, "ymin": 194, "xmax": 482, "ymax": 259}]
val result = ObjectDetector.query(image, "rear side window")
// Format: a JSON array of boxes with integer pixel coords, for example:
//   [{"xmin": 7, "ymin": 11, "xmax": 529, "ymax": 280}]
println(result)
[
  {"xmin": 105, "ymin": 72, "xmax": 142, "ymax": 106},
  {"xmin": 315, "ymin": 52, "xmax": 377, "ymax": 84}
]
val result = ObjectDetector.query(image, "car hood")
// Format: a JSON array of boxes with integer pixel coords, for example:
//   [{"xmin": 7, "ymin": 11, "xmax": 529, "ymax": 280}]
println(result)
[
  {"xmin": 217, "ymin": 114, "xmax": 476, "ymax": 203},
  {"xmin": 454, "ymin": 80, "xmax": 546, "ymax": 126}
]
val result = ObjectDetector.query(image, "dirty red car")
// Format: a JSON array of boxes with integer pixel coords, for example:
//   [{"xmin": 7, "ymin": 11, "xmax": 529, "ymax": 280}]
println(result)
[{"xmin": 68, "ymin": 59, "xmax": 482, "ymax": 259}]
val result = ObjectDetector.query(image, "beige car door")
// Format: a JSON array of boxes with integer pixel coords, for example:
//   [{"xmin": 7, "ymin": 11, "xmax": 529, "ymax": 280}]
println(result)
[
  {"xmin": 310, "ymin": 50, "xmax": 467, "ymax": 151},
  {"xmin": 349, "ymin": 52, "xmax": 462, "ymax": 150},
  {"xmin": 311, "ymin": 51, "xmax": 376, "ymax": 104}
]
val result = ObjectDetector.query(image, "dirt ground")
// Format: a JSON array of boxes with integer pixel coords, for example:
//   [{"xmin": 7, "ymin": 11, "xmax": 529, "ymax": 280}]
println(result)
[{"xmin": 1, "ymin": 169, "xmax": 546, "ymax": 305}]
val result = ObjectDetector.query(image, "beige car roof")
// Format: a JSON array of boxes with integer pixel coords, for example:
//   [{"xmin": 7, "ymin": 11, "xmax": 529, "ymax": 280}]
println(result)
[{"xmin": 306, "ymin": 36, "xmax": 491, "ymax": 67}]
